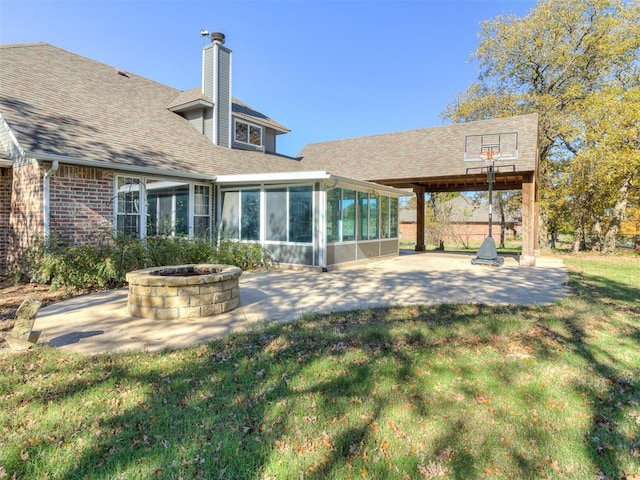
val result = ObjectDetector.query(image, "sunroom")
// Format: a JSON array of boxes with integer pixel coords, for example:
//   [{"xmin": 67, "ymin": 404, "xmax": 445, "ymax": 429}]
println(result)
[{"xmin": 215, "ymin": 171, "xmax": 407, "ymax": 270}]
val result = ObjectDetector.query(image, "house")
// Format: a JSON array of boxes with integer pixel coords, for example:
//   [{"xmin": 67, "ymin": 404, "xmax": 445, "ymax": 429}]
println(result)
[
  {"xmin": 0, "ymin": 35, "xmax": 404, "ymax": 273},
  {"xmin": 398, "ymin": 195, "xmax": 521, "ymax": 247},
  {"xmin": 1, "ymin": 34, "xmax": 540, "ymax": 273}
]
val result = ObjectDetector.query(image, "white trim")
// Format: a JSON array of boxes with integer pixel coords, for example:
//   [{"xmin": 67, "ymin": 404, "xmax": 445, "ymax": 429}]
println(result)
[
  {"xmin": 215, "ymin": 170, "xmax": 406, "ymax": 197},
  {"xmin": 318, "ymin": 186, "xmax": 327, "ymax": 269},
  {"xmin": 168, "ymin": 98, "xmax": 213, "ymax": 113},
  {"xmin": 216, "ymin": 170, "xmax": 330, "ymax": 184},
  {"xmin": 227, "ymin": 51, "xmax": 233, "ymax": 148},
  {"xmin": 0, "ymin": 113, "xmax": 25, "ymax": 161}
]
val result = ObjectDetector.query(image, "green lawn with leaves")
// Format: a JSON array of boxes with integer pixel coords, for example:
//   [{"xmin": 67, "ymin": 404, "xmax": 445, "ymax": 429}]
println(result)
[{"xmin": 1, "ymin": 253, "xmax": 639, "ymax": 479}]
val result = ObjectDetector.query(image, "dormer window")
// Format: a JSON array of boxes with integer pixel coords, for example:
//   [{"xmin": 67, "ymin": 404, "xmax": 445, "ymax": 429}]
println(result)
[{"xmin": 234, "ymin": 119, "xmax": 262, "ymax": 147}]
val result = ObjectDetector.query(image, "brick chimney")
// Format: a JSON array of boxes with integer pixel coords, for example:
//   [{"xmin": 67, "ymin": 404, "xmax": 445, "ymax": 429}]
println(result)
[{"xmin": 202, "ymin": 32, "xmax": 232, "ymax": 147}]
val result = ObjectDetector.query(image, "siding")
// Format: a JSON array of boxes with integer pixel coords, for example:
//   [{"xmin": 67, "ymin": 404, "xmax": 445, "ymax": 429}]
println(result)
[
  {"xmin": 264, "ymin": 130, "xmax": 276, "ymax": 154},
  {"xmin": 202, "ymin": 43, "xmax": 231, "ymax": 147},
  {"xmin": 266, "ymin": 244, "xmax": 314, "ymax": 266},
  {"xmin": 202, "ymin": 46, "xmax": 214, "ymax": 143},
  {"xmin": 184, "ymin": 110, "xmax": 204, "ymax": 134},
  {"xmin": 216, "ymin": 47, "xmax": 231, "ymax": 148}
]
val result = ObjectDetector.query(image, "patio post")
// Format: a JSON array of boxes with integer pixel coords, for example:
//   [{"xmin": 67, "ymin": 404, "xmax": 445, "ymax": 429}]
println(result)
[{"xmin": 414, "ymin": 186, "xmax": 426, "ymax": 251}]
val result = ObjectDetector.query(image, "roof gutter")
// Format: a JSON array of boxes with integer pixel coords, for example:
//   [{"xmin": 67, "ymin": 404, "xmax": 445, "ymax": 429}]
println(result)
[{"xmin": 25, "ymin": 151, "xmax": 217, "ymax": 182}]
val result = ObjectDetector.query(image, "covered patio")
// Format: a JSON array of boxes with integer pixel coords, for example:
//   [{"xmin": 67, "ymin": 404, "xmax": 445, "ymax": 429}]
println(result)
[{"xmin": 298, "ymin": 114, "xmax": 540, "ymax": 265}]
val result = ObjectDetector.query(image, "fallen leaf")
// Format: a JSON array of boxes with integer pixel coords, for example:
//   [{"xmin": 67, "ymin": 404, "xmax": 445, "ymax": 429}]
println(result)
[
  {"xmin": 418, "ymin": 461, "xmax": 448, "ymax": 478},
  {"xmin": 545, "ymin": 456, "xmax": 560, "ymax": 471},
  {"xmin": 20, "ymin": 452, "xmax": 29, "ymax": 461},
  {"xmin": 321, "ymin": 437, "xmax": 333, "ymax": 450},
  {"xmin": 436, "ymin": 446, "xmax": 454, "ymax": 462},
  {"xmin": 380, "ymin": 439, "xmax": 390, "ymax": 452}
]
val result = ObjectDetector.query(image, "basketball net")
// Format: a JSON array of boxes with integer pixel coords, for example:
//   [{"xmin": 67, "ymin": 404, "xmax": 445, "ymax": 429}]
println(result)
[{"xmin": 479, "ymin": 148, "xmax": 501, "ymax": 168}]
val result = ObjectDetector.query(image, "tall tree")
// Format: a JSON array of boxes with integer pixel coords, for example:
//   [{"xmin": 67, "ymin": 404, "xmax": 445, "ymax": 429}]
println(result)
[{"xmin": 444, "ymin": 0, "xmax": 640, "ymax": 253}]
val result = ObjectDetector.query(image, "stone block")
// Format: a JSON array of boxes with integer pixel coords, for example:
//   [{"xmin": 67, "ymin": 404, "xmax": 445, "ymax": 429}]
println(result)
[
  {"xmin": 155, "ymin": 308, "xmax": 179, "ymax": 320},
  {"xmin": 129, "ymin": 285, "xmax": 156, "ymax": 297},
  {"xmin": 213, "ymin": 290, "xmax": 232, "ymax": 303},
  {"xmin": 199, "ymin": 283, "xmax": 224, "ymax": 294},
  {"xmin": 219, "ymin": 297, "xmax": 241, "ymax": 313},
  {"xmin": 179, "ymin": 306, "xmax": 203, "ymax": 319},
  {"xmin": 157, "ymin": 286, "xmax": 180, "ymax": 297},
  {"xmin": 189, "ymin": 294, "xmax": 213, "ymax": 307},
  {"xmin": 202, "ymin": 303, "xmax": 225, "ymax": 317},
  {"xmin": 222, "ymin": 279, "xmax": 239, "ymax": 291},
  {"xmin": 137, "ymin": 294, "xmax": 164, "ymax": 308},
  {"xmin": 163, "ymin": 295, "xmax": 191, "ymax": 308},
  {"xmin": 6, "ymin": 298, "xmax": 42, "ymax": 350}
]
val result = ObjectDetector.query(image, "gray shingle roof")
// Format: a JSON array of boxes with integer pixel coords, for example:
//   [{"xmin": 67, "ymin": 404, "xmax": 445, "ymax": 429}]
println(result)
[
  {"xmin": 166, "ymin": 87, "xmax": 213, "ymax": 110},
  {"xmin": 0, "ymin": 43, "xmax": 301, "ymax": 176},
  {"xmin": 166, "ymin": 88, "xmax": 290, "ymax": 134},
  {"xmin": 297, "ymin": 114, "xmax": 538, "ymax": 184},
  {"xmin": 232, "ymin": 98, "xmax": 290, "ymax": 133}
]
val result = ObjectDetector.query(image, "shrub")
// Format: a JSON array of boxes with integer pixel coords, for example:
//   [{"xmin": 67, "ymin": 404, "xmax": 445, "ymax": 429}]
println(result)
[{"xmin": 14, "ymin": 233, "xmax": 272, "ymax": 293}]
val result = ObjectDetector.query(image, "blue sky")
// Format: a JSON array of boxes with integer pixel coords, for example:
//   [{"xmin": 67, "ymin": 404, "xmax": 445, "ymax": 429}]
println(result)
[{"xmin": 0, "ymin": 0, "xmax": 536, "ymax": 157}]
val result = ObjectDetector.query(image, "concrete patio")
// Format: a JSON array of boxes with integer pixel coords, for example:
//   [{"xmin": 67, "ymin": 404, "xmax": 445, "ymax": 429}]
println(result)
[{"xmin": 32, "ymin": 252, "xmax": 570, "ymax": 355}]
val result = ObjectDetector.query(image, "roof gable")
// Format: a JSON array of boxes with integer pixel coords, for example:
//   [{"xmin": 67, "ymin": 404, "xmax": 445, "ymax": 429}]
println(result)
[
  {"xmin": 297, "ymin": 114, "xmax": 539, "ymax": 184},
  {"xmin": 0, "ymin": 43, "xmax": 300, "ymax": 176}
]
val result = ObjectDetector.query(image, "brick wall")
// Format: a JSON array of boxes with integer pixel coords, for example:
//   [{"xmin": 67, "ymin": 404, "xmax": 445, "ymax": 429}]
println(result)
[
  {"xmin": 49, "ymin": 165, "xmax": 114, "ymax": 244},
  {"xmin": 5, "ymin": 163, "xmax": 115, "ymax": 272},
  {"xmin": 8, "ymin": 162, "xmax": 44, "ymax": 268},
  {"xmin": 0, "ymin": 168, "xmax": 12, "ymax": 272}
]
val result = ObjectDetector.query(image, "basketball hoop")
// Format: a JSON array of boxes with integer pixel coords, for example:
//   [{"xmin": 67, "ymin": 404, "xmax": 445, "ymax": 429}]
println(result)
[
  {"xmin": 479, "ymin": 147, "xmax": 501, "ymax": 166},
  {"xmin": 469, "ymin": 145, "xmax": 505, "ymax": 267}
]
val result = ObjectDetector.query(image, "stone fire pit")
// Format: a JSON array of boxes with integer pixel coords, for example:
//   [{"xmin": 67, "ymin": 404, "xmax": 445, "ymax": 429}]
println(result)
[{"xmin": 126, "ymin": 264, "xmax": 242, "ymax": 320}]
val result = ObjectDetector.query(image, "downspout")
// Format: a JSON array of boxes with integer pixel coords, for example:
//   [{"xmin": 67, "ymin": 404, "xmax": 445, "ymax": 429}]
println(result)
[{"xmin": 43, "ymin": 160, "xmax": 59, "ymax": 240}]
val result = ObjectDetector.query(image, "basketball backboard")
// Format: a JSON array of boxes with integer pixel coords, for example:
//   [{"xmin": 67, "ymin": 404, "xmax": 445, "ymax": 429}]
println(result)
[{"xmin": 464, "ymin": 132, "xmax": 519, "ymax": 162}]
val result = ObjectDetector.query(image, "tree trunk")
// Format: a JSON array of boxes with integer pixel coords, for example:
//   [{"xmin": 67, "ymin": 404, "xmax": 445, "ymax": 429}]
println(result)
[
  {"xmin": 591, "ymin": 220, "xmax": 602, "ymax": 252},
  {"xmin": 538, "ymin": 212, "xmax": 550, "ymax": 251},
  {"xmin": 499, "ymin": 208, "xmax": 506, "ymax": 248},
  {"xmin": 602, "ymin": 176, "xmax": 632, "ymax": 255},
  {"xmin": 573, "ymin": 223, "xmax": 586, "ymax": 253}
]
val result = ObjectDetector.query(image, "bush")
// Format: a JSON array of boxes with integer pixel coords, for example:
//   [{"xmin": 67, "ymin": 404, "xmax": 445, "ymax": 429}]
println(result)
[{"xmin": 14, "ymin": 233, "xmax": 273, "ymax": 293}]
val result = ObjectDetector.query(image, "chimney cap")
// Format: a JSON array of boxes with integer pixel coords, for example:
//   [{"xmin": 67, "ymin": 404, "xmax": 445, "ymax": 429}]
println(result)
[{"xmin": 210, "ymin": 32, "xmax": 225, "ymax": 44}]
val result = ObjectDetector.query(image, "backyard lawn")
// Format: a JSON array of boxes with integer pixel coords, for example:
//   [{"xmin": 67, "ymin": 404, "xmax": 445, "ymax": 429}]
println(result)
[{"xmin": 1, "ymin": 252, "xmax": 638, "ymax": 479}]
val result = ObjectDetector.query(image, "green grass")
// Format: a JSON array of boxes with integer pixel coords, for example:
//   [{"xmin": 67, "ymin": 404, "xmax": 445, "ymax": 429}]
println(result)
[{"xmin": 1, "ymin": 254, "xmax": 639, "ymax": 479}]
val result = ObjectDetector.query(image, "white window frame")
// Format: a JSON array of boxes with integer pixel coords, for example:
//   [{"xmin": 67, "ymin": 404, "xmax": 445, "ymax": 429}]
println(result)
[
  {"xmin": 326, "ymin": 187, "xmax": 399, "ymax": 244},
  {"xmin": 219, "ymin": 183, "xmax": 314, "ymax": 246},
  {"xmin": 114, "ymin": 175, "xmax": 212, "ymax": 239},
  {"xmin": 233, "ymin": 118, "xmax": 263, "ymax": 147}
]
